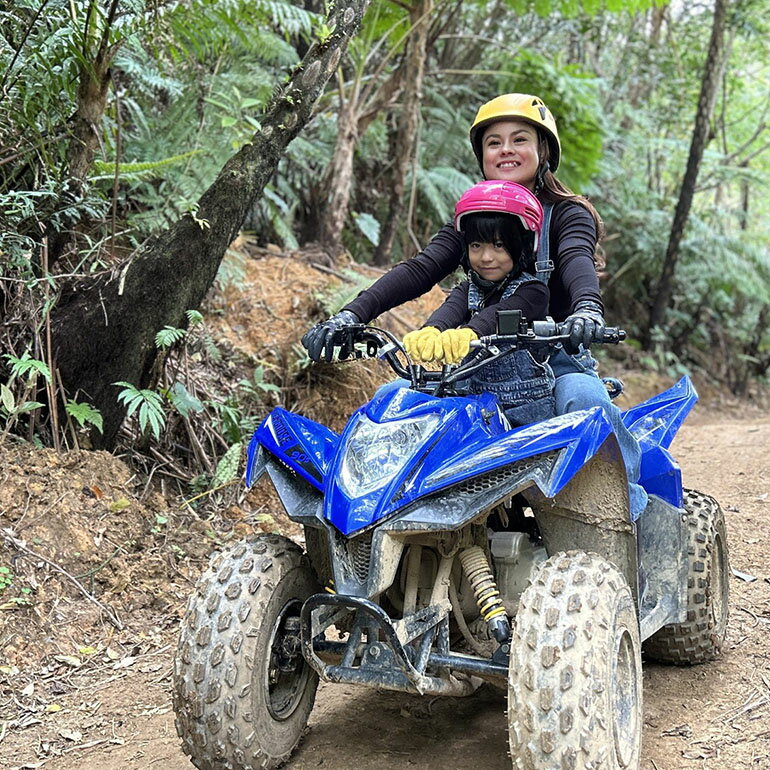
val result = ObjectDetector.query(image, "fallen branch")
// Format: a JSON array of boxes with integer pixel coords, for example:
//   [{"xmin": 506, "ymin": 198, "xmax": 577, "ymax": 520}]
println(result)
[
  {"xmin": 61, "ymin": 737, "xmax": 125, "ymax": 754},
  {"xmin": 0, "ymin": 529, "xmax": 124, "ymax": 630},
  {"xmin": 310, "ymin": 261, "xmax": 357, "ymax": 282}
]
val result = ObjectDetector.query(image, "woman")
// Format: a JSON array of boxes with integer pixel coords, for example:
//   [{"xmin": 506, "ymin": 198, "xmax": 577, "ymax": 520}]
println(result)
[{"xmin": 302, "ymin": 93, "xmax": 647, "ymax": 517}]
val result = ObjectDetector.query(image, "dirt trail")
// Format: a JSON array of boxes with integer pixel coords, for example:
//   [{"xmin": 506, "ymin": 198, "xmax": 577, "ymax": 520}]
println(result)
[{"xmin": 2, "ymin": 413, "xmax": 768, "ymax": 770}]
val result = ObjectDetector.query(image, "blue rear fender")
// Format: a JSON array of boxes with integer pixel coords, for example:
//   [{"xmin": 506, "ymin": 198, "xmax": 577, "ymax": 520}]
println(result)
[
  {"xmin": 621, "ymin": 376, "xmax": 698, "ymax": 509},
  {"xmin": 622, "ymin": 376, "xmax": 697, "ymax": 450}
]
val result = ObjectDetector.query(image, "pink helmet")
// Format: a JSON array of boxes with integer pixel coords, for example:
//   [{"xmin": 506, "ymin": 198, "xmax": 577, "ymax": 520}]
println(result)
[{"xmin": 454, "ymin": 181, "xmax": 543, "ymax": 249}]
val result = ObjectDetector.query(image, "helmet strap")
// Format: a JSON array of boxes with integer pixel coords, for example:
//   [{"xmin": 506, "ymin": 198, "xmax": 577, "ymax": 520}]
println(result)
[
  {"xmin": 534, "ymin": 164, "xmax": 548, "ymax": 195},
  {"xmin": 469, "ymin": 269, "xmax": 513, "ymax": 294}
]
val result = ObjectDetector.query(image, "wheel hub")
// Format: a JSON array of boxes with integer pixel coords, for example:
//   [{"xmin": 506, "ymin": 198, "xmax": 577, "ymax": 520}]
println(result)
[
  {"xmin": 266, "ymin": 600, "xmax": 311, "ymax": 720},
  {"xmin": 711, "ymin": 535, "xmax": 729, "ymax": 634},
  {"xmin": 611, "ymin": 627, "xmax": 641, "ymax": 768}
]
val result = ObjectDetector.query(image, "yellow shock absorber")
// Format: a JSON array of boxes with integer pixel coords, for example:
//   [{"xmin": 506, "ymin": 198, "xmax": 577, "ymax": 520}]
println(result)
[{"xmin": 459, "ymin": 546, "xmax": 510, "ymax": 643}]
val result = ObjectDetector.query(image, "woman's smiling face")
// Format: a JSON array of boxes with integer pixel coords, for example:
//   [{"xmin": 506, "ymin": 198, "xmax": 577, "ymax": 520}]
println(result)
[{"xmin": 481, "ymin": 120, "xmax": 540, "ymax": 189}]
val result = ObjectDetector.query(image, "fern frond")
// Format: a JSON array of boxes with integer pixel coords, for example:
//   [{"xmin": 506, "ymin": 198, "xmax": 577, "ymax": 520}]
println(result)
[{"xmin": 90, "ymin": 151, "xmax": 202, "ymax": 182}]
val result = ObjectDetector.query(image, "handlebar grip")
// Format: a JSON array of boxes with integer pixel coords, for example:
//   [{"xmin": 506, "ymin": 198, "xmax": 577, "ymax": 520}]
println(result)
[{"xmin": 601, "ymin": 327, "xmax": 626, "ymax": 343}]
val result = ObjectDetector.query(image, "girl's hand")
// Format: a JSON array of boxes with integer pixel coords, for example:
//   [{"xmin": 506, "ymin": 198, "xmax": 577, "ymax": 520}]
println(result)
[
  {"xmin": 403, "ymin": 326, "xmax": 443, "ymax": 362},
  {"xmin": 439, "ymin": 328, "xmax": 478, "ymax": 364}
]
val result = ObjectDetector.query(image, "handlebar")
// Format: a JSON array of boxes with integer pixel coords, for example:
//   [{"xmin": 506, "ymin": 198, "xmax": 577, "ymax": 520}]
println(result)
[{"xmin": 330, "ymin": 316, "xmax": 626, "ymax": 397}]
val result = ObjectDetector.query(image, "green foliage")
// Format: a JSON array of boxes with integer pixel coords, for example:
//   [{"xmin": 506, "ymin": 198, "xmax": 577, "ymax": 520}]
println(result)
[
  {"xmin": 0, "ymin": 564, "xmax": 31, "ymax": 605},
  {"xmin": 168, "ymin": 382, "xmax": 205, "ymax": 418},
  {"xmin": 211, "ymin": 442, "xmax": 242, "ymax": 488},
  {"xmin": 0, "ymin": 566, "xmax": 13, "ymax": 594},
  {"xmin": 0, "ymin": 386, "xmax": 44, "ymax": 418},
  {"xmin": 0, "ymin": 353, "xmax": 48, "ymax": 431},
  {"xmin": 4, "ymin": 353, "xmax": 51, "ymax": 384},
  {"xmin": 239, "ymin": 366, "xmax": 281, "ymax": 398},
  {"xmin": 114, "ymin": 381, "xmax": 166, "ymax": 440},
  {"xmin": 65, "ymin": 400, "xmax": 104, "ymax": 433},
  {"xmin": 186, "ymin": 310, "xmax": 204, "ymax": 326},
  {"xmin": 412, "ymin": 167, "xmax": 477, "ymax": 223},
  {"xmin": 90, "ymin": 152, "xmax": 202, "ymax": 183},
  {"xmin": 316, "ymin": 271, "xmax": 375, "ymax": 317},
  {"xmin": 504, "ymin": 0, "xmax": 661, "ymax": 13},
  {"xmin": 353, "ymin": 212, "xmax": 381, "ymax": 245},
  {"xmin": 155, "ymin": 326, "xmax": 187, "ymax": 349}
]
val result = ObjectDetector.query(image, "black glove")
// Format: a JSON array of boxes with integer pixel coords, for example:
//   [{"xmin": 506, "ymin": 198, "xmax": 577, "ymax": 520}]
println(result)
[
  {"xmin": 562, "ymin": 300, "xmax": 606, "ymax": 355},
  {"xmin": 301, "ymin": 309, "xmax": 361, "ymax": 362}
]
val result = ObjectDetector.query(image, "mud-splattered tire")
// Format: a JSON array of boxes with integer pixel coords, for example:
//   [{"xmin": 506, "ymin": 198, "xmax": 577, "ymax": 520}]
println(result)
[
  {"xmin": 643, "ymin": 488, "xmax": 729, "ymax": 665},
  {"xmin": 508, "ymin": 551, "xmax": 642, "ymax": 770},
  {"xmin": 173, "ymin": 534, "xmax": 320, "ymax": 770}
]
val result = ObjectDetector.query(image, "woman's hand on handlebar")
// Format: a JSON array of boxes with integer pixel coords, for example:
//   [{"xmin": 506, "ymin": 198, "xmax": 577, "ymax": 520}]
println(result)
[
  {"xmin": 561, "ymin": 301, "xmax": 606, "ymax": 354},
  {"xmin": 301, "ymin": 310, "xmax": 361, "ymax": 362}
]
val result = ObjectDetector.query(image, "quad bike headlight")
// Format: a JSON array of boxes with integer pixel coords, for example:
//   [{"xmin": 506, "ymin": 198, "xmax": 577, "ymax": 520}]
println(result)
[{"xmin": 339, "ymin": 414, "xmax": 440, "ymax": 497}]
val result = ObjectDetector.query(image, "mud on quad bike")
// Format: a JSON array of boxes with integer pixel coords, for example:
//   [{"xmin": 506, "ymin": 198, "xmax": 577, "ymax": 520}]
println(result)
[{"xmin": 172, "ymin": 311, "xmax": 730, "ymax": 770}]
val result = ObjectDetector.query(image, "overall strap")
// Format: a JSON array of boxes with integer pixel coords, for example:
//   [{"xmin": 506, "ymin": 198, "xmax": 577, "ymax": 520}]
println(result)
[
  {"xmin": 467, "ymin": 280, "xmax": 484, "ymax": 315},
  {"xmin": 534, "ymin": 202, "xmax": 554, "ymax": 284},
  {"xmin": 467, "ymin": 271, "xmax": 538, "ymax": 316}
]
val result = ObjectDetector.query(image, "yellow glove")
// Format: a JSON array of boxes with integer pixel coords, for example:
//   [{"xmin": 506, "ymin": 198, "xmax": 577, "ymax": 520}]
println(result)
[
  {"xmin": 439, "ymin": 328, "xmax": 478, "ymax": 364},
  {"xmin": 403, "ymin": 326, "xmax": 443, "ymax": 362}
]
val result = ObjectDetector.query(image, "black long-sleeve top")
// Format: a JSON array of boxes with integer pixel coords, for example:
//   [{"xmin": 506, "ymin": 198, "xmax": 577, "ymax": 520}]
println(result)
[
  {"xmin": 424, "ymin": 279, "xmax": 549, "ymax": 336},
  {"xmin": 344, "ymin": 200, "xmax": 602, "ymax": 323}
]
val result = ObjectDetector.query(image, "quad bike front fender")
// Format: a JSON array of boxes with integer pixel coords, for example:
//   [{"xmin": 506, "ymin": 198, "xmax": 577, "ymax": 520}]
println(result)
[{"xmin": 246, "ymin": 408, "xmax": 339, "ymax": 491}]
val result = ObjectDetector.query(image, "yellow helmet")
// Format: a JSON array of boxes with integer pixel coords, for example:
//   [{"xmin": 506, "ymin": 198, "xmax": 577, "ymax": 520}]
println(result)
[{"xmin": 469, "ymin": 93, "xmax": 561, "ymax": 172}]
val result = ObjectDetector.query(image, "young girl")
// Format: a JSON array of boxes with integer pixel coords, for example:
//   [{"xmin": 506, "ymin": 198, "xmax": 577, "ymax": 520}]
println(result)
[{"xmin": 403, "ymin": 180, "xmax": 555, "ymax": 426}]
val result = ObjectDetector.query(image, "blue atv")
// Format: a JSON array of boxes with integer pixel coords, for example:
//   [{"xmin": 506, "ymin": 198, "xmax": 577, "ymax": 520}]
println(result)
[{"xmin": 172, "ymin": 313, "xmax": 730, "ymax": 770}]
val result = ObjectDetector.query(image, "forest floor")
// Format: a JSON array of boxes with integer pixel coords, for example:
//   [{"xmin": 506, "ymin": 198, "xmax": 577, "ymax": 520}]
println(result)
[{"xmin": 1, "ymin": 244, "xmax": 769, "ymax": 770}]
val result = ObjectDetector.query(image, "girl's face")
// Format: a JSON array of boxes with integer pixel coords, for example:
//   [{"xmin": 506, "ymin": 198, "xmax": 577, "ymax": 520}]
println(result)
[
  {"xmin": 481, "ymin": 120, "xmax": 540, "ymax": 189},
  {"xmin": 467, "ymin": 239, "xmax": 514, "ymax": 282}
]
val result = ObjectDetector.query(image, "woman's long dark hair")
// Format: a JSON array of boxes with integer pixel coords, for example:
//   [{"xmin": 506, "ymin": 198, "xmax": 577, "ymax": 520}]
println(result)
[{"xmin": 536, "ymin": 133, "xmax": 606, "ymax": 270}]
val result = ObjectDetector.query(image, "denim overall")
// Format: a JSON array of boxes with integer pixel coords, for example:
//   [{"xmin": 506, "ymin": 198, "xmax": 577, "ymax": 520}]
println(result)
[
  {"xmin": 463, "ymin": 272, "xmax": 556, "ymax": 427},
  {"xmin": 537, "ymin": 204, "xmax": 648, "ymax": 518}
]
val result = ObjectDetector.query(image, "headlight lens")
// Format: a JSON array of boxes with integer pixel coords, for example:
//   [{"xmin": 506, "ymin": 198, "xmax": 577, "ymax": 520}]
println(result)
[{"xmin": 339, "ymin": 414, "xmax": 440, "ymax": 497}]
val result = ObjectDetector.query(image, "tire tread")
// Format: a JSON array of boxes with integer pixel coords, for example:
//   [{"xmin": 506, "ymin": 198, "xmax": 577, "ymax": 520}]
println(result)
[
  {"xmin": 643, "ymin": 489, "xmax": 730, "ymax": 665},
  {"xmin": 173, "ymin": 534, "xmax": 317, "ymax": 770}
]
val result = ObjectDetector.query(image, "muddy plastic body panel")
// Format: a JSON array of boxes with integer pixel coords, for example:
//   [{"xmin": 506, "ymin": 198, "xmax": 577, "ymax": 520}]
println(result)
[{"xmin": 247, "ymin": 376, "xmax": 696, "ymax": 537}]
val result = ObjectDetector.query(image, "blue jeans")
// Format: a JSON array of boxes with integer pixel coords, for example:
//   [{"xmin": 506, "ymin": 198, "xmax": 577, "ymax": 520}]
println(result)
[{"xmin": 550, "ymin": 348, "xmax": 648, "ymax": 518}]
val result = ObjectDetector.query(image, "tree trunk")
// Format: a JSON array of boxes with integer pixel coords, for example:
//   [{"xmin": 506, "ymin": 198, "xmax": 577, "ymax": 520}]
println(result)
[
  {"xmin": 320, "ymin": 86, "xmax": 362, "ymax": 253},
  {"xmin": 647, "ymin": 0, "xmax": 730, "ymax": 343},
  {"xmin": 48, "ymin": 0, "xmax": 121, "ymax": 268},
  {"xmin": 372, "ymin": 0, "xmax": 432, "ymax": 266},
  {"xmin": 51, "ymin": 0, "xmax": 371, "ymax": 448},
  {"xmin": 739, "ymin": 159, "xmax": 749, "ymax": 230},
  {"xmin": 317, "ymin": 51, "xmax": 406, "ymax": 254}
]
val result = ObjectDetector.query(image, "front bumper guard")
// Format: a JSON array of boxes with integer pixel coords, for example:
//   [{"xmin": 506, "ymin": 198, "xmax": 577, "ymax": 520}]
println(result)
[{"xmin": 300, "ymin": 593, "xmax": 507, "ymax": 695}]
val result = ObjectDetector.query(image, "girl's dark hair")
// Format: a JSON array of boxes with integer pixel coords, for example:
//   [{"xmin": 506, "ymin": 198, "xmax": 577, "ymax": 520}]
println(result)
[
  {"xmin": 459, "ymin": 212, "xmax": 535, "ymax": 274},
  {"xmin": 536, "ymin": 133, "xmax": 606, "ymax": 270}
]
